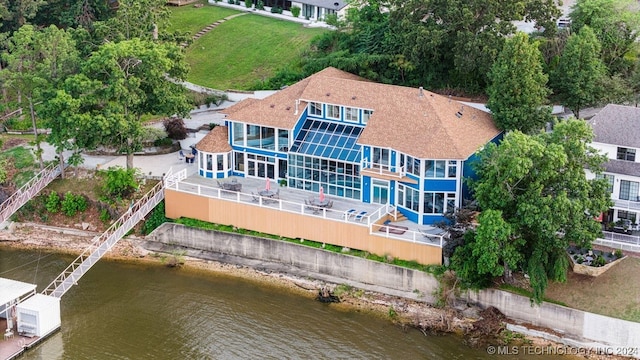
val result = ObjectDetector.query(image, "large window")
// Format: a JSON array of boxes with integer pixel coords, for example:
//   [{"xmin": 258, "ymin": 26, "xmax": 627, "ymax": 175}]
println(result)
[
  {"xmin": 619, "ymin": 180, "xmax": 639, "ymax": 201},
  {"xmin": 372, "ymin": 147, "xmax": 390, "ymax": 166},
  {"xmin": 447, "ymin": 161, "xmax": 458, "ymax": 178},
  {"xmin": 400, "ymin": 154, "xmax": 420, "ymax": 176},
  {"xmin": 398, "ymin": 184, "xmax": 419, "ymax": 212},
  {"xmin": 326, "ymin": 104, "xmax": 340, "ymax": 119},
  {"xmin": 362, "ymin": 109, "xmax": 373, "ymax": 124},
  {"xmin": 233, "ymin": 122, "xmax": 244, "ymax": 146},
  {"xmin": 344, "ymin": 107, "xmax": 358, "ymax": 123},
  {"xmin": 288, "ymin": 154, "xmax": 361, "ymax": 200},
  {"xmin": 617, "ymin": 147, "xmax": 636, "ymax": 161},
  {"xmin": 424, "ymin": 192, "xmax": 455, "ymax": 214},
  {"xmin": 425, "ymin": 160, "xmax": 446, "ymax": 178},
  {"xmin": 234, "ymin": 152, "xmax": 244, "ymax": 172},
  {"xmin": 596, "ymin": 174, "xmax": 614, "ymax": 193},
  {"xmin": 309, "ymin": 102, "xmax": 322, "ymax": 116},
  {"xmin": 278, "ymin": 129, "xmax": 289, "ymax": 152},
  {"xmin": 245, "ymin": 124, "xmax": 276, "ymax": 150},
  {"xmin": 618, "ymin": 210, "xmax": 637, "ymax": 223},
  {"xmin": 290, "ymin": 118, "xmax": 363, "ymax": 162}
]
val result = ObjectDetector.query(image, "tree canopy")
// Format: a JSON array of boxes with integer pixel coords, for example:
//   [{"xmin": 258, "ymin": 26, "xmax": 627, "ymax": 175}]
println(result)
[
  {"xmin": 454, "ymin": 119, "xmax": 611, "ymax": 303},
  {"xmin": 550, "ymin": 26, "xmax": 606, "ymax": 118},
  {"xmin": 486, "ymin": 32, "xmax": 552, "ymax": 133}
]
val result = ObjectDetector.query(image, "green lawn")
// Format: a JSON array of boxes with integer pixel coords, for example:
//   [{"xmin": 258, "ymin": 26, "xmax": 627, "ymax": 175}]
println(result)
[
  {"xmin": 184, "ymin": 14, "xmax": 327, "ymax": 90},
  {"xmin": 166, "ymin": 1, "xmax": 241, "ymax": 36}
]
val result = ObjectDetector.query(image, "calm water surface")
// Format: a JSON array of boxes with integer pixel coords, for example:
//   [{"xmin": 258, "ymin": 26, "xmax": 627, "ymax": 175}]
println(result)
[{"xmin": 0, "ymin": 246, "xmax": 567, "ymax": 359}]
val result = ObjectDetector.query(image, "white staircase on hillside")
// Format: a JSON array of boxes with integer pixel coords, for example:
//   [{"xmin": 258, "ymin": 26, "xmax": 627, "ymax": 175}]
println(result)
[
  {"xmin": 0, "ymin": 163, "xmax": 65, "ymax": 223},
  {"xmin": 42, "ymin": 169, "xmax": 177, "ymax": 298}
]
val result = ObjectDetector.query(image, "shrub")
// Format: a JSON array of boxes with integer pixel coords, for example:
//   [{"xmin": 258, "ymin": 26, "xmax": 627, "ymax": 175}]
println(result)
[
  {"xmin": 594, "ymin": 255, "xmax": 607, "ymax": 267},
  {"xmin": 99, "ymin": 208, "xmax": 111, "ymax": 223},
  {"xmin": 139, "ymin": 127, "xmax": 167, "ymax": 145},
  {"xmin": 245, "ymin": 0, "xmax": 252, "ymax": 8},
  {"xmin": 45, "ymin": 191, "xmax": 60, "ymax": 213},
  {"xmin": 61, "ymin": 192, "xmax": 88, "ymax": 217},
  {"xmin": 256, "ymin": 0, "xmax": 264, "ymax": 10},
  {"xmin": 235, "ymin": 0, "xmax": 240, "ymax": 4},
  {"xmin": 143, "ymin": 201, "xmax": 169, "ymax": 235},
  {"xmin": 290, "ymin": 5, "xmax": 300, "ymax": 18},
  {"xmin": 615, "ymin": 249, "xmax": 624, "ymax": 259},
  {"xmin": 163, "ymin": 117, "xmax": 188, "ymax": 140},
  {"xmin": 153, "ymin": 137, "xmax": 174, "ymax": 147},
  {"xmin": 102, "ymin": 166, "xmax": 139, "ymax": 199},
  {"xmin": 227, "ymin": 0, "xmax": 233, "ymax": 3}
]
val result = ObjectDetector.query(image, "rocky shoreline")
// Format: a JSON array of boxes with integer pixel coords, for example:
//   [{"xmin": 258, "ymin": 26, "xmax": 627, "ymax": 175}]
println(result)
[{"xmin": 0, "ymin": 222, "xmax": 627, "ymax": 359}]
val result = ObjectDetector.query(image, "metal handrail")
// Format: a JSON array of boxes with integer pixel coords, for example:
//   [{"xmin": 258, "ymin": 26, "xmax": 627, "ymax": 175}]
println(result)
[
  {"xmin": 360, "ymin": 159, "xmax": 406, "ymax": 178},
  {"xmin": 0, "ymin": 163, "xmax": 64, "ymax": 223},
  {"xmin": 42, "ymin": 174, "xmax": 167, "ymax": 298}
]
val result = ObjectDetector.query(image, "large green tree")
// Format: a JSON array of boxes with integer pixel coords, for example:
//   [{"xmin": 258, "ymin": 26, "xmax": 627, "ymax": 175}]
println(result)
[
  {"xmin": 551, "ymin": 26, "xmax": 606, "ymax": 118},
  {"xmin": 458, "ymin": 119, "xmax": 611, "ymax": 303},
  {"xmin": 71, "ymin": 38, "xmax": 191, "ymax": 169},
  {"xmin": 570, "ymin": 0, "xmax": 640, "ymax": 76},
  {"xmin": 1, "ymin": 24, "xmax": 79, "ymax": 169},
  {"xmin": 486, "ymin": 32, "xmax": 552, "ymax": 134},
  {"xmin": 95, "ymin": 0, "xmax": 169, "ymax": 42},
  {"xmin": 388, "ymin": 0, "xmax": 561, "ymax": 91}
]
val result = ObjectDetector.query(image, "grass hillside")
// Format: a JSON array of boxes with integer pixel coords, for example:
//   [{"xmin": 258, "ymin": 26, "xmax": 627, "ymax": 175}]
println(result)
[
  {"xmin": 168, "ymin": 4, "xmax": 327, "ymax": 90},
  {"xmin": 167, "ymin": 2, "xmax": 240, "ymax": 36}
]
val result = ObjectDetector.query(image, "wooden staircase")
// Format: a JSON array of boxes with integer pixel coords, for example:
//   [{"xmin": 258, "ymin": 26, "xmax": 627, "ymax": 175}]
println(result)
[{"xmin": 387, "ymin": 208, "xmax": 407, "ymax": 222}]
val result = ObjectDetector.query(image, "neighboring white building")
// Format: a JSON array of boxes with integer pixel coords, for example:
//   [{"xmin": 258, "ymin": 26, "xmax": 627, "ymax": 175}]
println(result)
[
  {"xmin": 291, "ymin": 0, "xmax": 348, "ymax": 21},
  {"xmin": 586, "ymin": 104, "xmax": 640, "ymax": 225}
]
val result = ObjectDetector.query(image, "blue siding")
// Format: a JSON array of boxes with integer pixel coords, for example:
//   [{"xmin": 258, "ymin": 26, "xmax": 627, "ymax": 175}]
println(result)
[
  {"xmin": 424, "ymin": 179, "xmax": 457, "ymax": 192},
  {"xmin": 422, "ymin": 214, "xmax": 447, "ymax": 225},
  {"xmin": 461, "ymin": 132, "xmax": 504, "ymax": 200}
]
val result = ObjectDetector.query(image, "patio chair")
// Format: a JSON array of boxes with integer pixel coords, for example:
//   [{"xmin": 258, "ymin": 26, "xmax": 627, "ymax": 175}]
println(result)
[
  {"xmin": 327, "ymin": 200, "xmax": 333, "ymax": 209},
  {"xmin": 275, "ymin": 188, "xmax": 280, "ymax": 199},
  {"xmin": 355, "ymin": 211, "xmax": 367, "ymax": 222},
  {"xmin": 178, "ymin": 150, "xmax": 185, "ymax": 162},
  {"xmin": 251, "ymin": 192, "xmax": 260, "ymax": 202},
  {"xmin": 344, "ymin": 208, "xmax": 356, "ymax": 219},
  {"xmin": 217, "ymin": 180, "xmax": 223, "ymax": 188}
]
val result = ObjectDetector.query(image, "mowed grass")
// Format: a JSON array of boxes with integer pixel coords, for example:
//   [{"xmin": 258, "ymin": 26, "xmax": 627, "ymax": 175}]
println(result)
[
  {"xmin": 166, "ymin": 1, "xmax": 240, "ymax": 36},
  {"xmin": 185, "ymin": 14, "xmax": 327, "ymax": 90},
  {"xmin": 544, "ymin": 254, "xmax": 640, "ymax": 322}
]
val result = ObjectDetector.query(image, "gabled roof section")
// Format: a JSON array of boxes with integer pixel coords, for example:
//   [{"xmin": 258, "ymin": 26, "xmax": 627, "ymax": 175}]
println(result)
[
  {"xmin": 222, "ymin": 67, "xmax": 366, "ymax": 129},
  {"xmin": 299, "ymin": 76, "xmax": 500, "ymax": 159},
  {"xmin": 224, "ymin": 67, "xmax": 500, "ymax": 159},
  {"xmin": 196, "ymin": 126, "xmax": 232, "ymax": 153},
  {"xmin": 588, "ymin": 104, "xmax": 640, "ymax": 148}
]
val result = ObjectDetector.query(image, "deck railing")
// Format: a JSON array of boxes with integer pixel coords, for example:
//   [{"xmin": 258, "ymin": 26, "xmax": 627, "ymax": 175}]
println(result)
[
  {"xmin": 613, "ymin": 199, "xmax": 640, "ymax": 211},
  {"xmin": 165, "ymin": 177, "xmax": 443, "ymax": 248},
  {"xmin": 360, "ymin": 159, "xmax": 406, "ymax": 178},
  {"xmin": 42, "ymin": 173, "xmax": 168, "ymax": 298}
]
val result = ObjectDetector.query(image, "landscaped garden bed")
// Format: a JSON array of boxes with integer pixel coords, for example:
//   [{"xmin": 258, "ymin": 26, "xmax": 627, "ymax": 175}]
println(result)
[{"xmin": 566, "ymin": 245, "xmax": 626, "ymax": 277}]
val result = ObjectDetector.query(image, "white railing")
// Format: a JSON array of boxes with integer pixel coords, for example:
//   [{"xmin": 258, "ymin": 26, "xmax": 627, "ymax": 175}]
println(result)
[
  {"xmin": 360, "ymin": 158, "xmax": 406, "ymax": 178},
  {"xmin": 600, "ymin": 231, "xmax": 640, "ymax": 246},
  {"xmin": 0, "ymin": 163, "xmax": 65, "ymax": 223},
  {"xmin": 370, "ymin": 223, "xmax": 443, "ymax": 247},
  {"xmin": 165, "ymin": 179, "xmax": 377, "ymax": 226},
  {"xmin": 165, "ymin": 179, "xmax": 442, "ymax": 248},
  {"xmin": 42, "ymin": 174, "xmax": 167, "ymax": 298},
  {"xmin": 613, "ymin": 199, "xmax": 640, "ymax": 211}
]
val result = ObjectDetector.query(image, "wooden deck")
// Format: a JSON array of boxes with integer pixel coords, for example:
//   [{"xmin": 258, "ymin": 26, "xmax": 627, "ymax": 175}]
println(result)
[
  {"xmin": 0, "ymin": 318, "xmax": 47, "ymax": 360},
  {"xmin": 171, "ymin": 173, "xmax": 446, "ymax": 247}
]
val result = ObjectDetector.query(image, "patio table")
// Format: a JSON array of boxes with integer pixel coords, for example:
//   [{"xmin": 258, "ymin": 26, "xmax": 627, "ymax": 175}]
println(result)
[
  {"xmin": 259, "ymin": 190, "xmax": 276, "ymax": 197},
  {"xmin": 310, "ymin": 198, "xmax": 330, "ymax": 207}
]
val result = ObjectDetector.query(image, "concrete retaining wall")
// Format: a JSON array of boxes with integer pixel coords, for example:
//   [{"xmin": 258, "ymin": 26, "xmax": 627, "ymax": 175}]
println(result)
[
  {"xmin": 149, "ymin": 223, "xmax": 440, "ymax": 300},
  {"xmin": 148, "ymin": 223, "xmax": 640, "ymax": 354},
  {"xmin": 464, "ymin": 289, "xmax": 640, "ymax": 354}
]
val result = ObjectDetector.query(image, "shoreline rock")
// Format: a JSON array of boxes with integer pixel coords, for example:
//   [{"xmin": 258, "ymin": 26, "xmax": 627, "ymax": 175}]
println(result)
[{"xmin": 0, "ymin": 223, "xmax": 628, "ymax": 359}]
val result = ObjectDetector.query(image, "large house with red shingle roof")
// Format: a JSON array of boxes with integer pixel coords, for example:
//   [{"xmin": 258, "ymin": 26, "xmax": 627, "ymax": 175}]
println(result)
[{"xmin": 192, "ymin": 67, "xmax": 502, "ymax": 225}]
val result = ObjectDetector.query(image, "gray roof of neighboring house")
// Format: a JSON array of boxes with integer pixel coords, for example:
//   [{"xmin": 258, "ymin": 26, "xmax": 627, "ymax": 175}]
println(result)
[
  {"xmin": 605, "ymin": 159, "xmax": 640, "ymax": 177},
  {"xmin": 588, "ymin": 104, "xmax": 640, "ymax": 148},
  {"xmin": 296, "ymin": 0, "xmax": 348, "ymax": 10}
]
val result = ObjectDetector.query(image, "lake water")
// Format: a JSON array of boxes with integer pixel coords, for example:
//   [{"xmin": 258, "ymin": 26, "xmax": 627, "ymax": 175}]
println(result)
[{"xmin": 0, "ymin": 246, "xmax": 568, "ymax": 359}]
